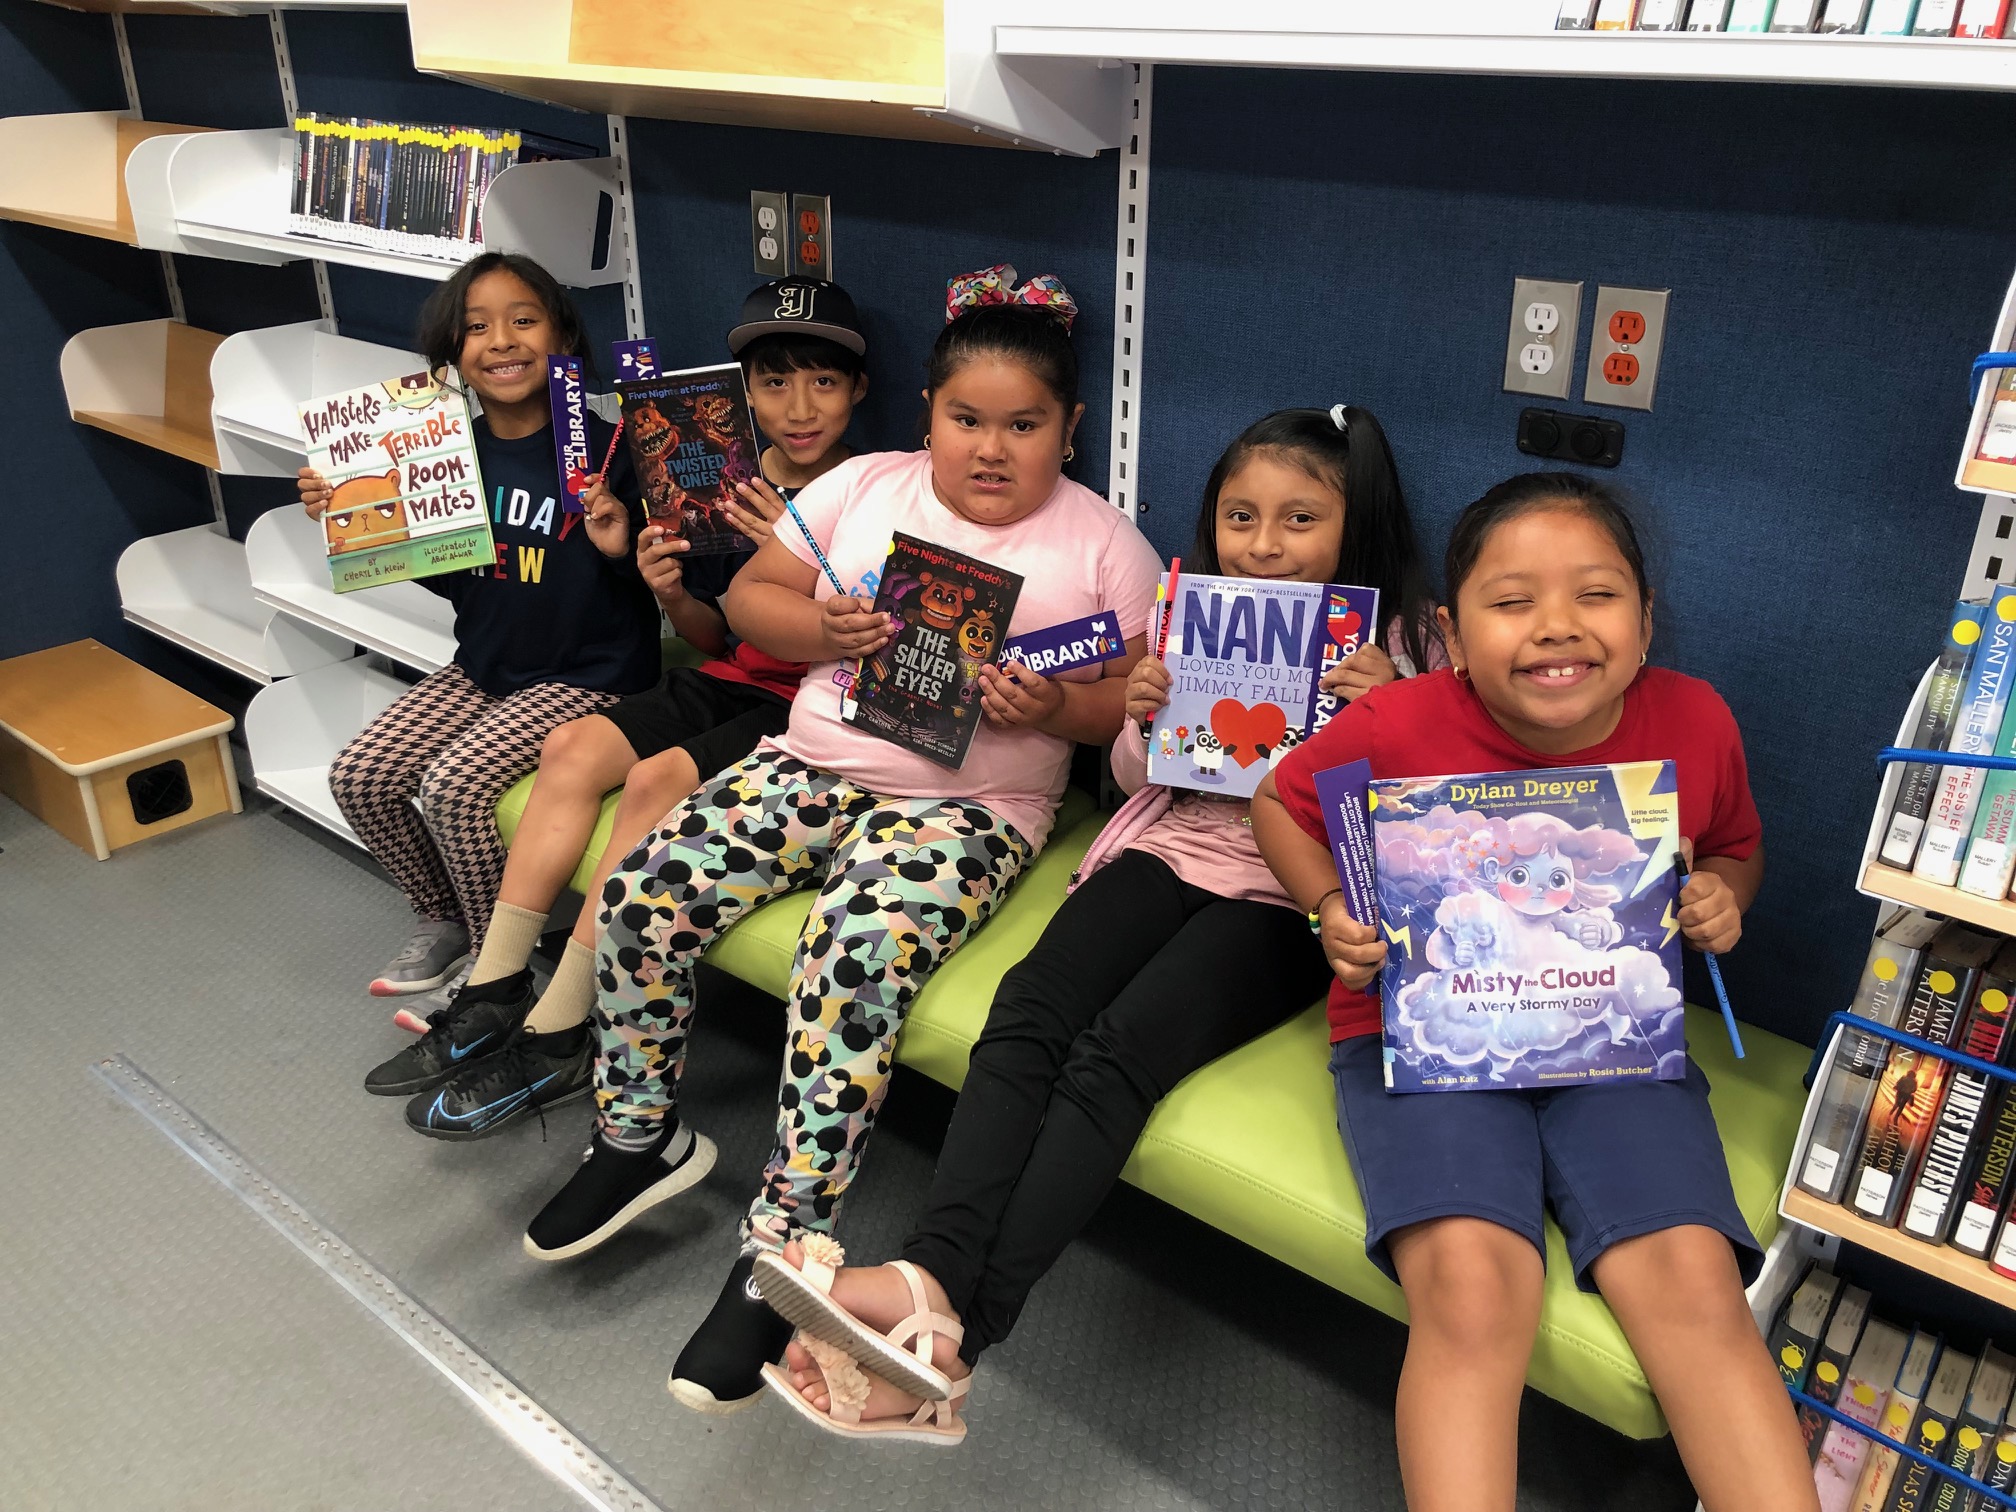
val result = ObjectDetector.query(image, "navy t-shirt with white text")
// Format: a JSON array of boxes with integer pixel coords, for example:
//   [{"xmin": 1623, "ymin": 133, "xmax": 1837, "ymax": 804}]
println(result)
[{"xmin": 425, "ymin": 414, "xmax": 659, "ymax": 698}]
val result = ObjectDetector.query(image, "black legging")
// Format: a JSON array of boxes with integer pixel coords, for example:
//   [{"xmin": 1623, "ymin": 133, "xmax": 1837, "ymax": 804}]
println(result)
[{"xmin": 901, "ymin": 846, "xmax": 1331, "ymax": 1362}]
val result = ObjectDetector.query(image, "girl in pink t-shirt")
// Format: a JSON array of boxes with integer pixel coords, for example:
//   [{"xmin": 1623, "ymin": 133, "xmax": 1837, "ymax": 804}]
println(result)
[
  {"xmin": 520, "ymin": 267, "xmax": 1163, "ymax": 1415},
  {"xmin": 750, "ymin": 407, "xmax": 1442, "ymax": 1443}
]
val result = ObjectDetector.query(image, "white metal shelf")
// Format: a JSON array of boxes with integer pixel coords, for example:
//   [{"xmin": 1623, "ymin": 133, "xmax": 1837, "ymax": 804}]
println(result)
[
  {"xmin": 61, "ymin": 318, "xmax": 224, "ymax": 468},
  {"xmin": 129, "ymin": 128, "xmax": 622, "ymax": 286},
  {"xmin": 245, "ymin": 505, "xmax": 458, "ymax": 673},
  {"xmin": 245, "ymin": 656, "xmax": 408, "ymax": 844},
  {"xmin": 116, "ymin": 525, "xmax": 356, "ymax": 683},
  {"xmin": 210, "ymin": 320, "xmax": 424, "ymax": 476},
  {"xmin": 995, "ymin": 0, "xmax": 2016, "ymax": 92}
]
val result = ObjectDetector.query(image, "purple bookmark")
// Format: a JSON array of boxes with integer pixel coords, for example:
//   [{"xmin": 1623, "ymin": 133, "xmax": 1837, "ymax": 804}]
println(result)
[
  {"xmin": 547, "ymin": 354, "xmax": 591, "ymax": 513},
  {"xmin": 999, "ymin": 610, "xmax": 1128, "ymax": 677}
]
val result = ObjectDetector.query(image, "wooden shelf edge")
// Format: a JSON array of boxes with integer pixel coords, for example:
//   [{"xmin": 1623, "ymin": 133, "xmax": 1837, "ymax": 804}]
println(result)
[
  {"xmin": 412, "ymin": 51, "xmax": 944, "ymax": 107},
  {"xmin": 1860, "ymin": 860, "xmax": 2016, "ymax": 937},
  {"xmin": 72, "ymin": 409, "xmax": 221, "ymax": 470},
  {"xmin": 0, "ymin": 207, "xmax": 135, "ymax": 244},
  {"xmin": 1782, "ymin": 1186, "xmax": 2016, "ymax": 1307}
]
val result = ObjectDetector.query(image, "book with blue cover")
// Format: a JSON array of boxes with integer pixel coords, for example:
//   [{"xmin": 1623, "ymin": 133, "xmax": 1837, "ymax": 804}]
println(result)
[
  {"xmin": 1146, "ymin": 573, "xmax": 1378, "ymax": 799},
  {"xmin": 1368, "ymin": 759, "xmax": 1686, "ymax": 1093}
]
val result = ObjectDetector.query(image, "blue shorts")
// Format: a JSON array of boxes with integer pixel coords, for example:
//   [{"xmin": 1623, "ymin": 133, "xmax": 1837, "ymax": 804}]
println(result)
[{"xmin": 1329, "ymin": 1036, "xmax": 1763, "ymax": 1293}]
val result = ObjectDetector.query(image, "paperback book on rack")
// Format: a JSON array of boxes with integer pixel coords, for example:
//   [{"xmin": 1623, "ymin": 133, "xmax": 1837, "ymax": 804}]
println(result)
[
  {"xmin": 298, "ymin": 370, "xmax": 492, "ymax": 593},
  {"xmin": 1367, "ymin": 760, "xmax": 1685, "ymax": 1093},
  {"xmin": 1146, "ymin": 573, "xmax": 1379, "ymax": 800},
  {"xmin": 845, "ymin": 534, "xmax": 1023, "ymax": 770},
  {"xmin": 1913, "ymin": 585, "xmax": 2016, "ymax": 889},
  {"xmin": 616, "ymin": 364, "xmax": 762, "ymax": 557},
  {"xmin": 288, "ymin": 115, "xmax": 594, "ymax": 264},
  {"xmin": 1878, "ymin": 600, "xmax": 1987, "ymax": 870}
]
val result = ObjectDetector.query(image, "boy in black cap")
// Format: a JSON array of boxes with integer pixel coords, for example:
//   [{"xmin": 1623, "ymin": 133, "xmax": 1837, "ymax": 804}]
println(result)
[{"xmin": 383, "ymin": 277, "xmax": 869, "ymax": 1140}]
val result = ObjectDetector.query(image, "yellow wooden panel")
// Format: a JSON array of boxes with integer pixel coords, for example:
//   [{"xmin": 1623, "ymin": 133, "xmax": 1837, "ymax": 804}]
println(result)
[
  {"xmin": 0, "ymin": 728, "xmax": 100, "ymax": 857},
  {"xmin": 88, "ymin": 738, "xmax": 235, "ymax": 852},
  {"xmin": 0, "ymin": 640, "xmax": 231, "ymax": 773},
  {"xmin": 567, "ymin": 0, "xmax": 944, "ymax": 91}
]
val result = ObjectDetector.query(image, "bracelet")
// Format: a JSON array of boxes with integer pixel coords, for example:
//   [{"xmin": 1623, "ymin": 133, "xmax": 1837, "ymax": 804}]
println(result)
[{"xmin": 1307, "ymin": 888, "xmax": 1343, "ymax": 933}]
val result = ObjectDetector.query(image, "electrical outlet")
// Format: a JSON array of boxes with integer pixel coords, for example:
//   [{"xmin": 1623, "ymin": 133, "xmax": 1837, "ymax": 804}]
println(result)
[
  {"xmin": 1584, "ymin": 286, "xmax": 1669, "ymax": 411},
  {"xmin": 790, "ymin": 193, "xmax": 832, "ymax": 281},
  {"xmin": 1503, "ymin": 278, "xmax": 1583, "ymax": 400},
  {"xmin": 750, "ymin": 191, "xmax": 788, "ymax": 278}
]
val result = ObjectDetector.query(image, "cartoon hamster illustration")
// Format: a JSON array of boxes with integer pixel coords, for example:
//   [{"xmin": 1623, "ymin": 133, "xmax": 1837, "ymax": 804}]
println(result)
[
  {"xmin": 381, "ymin": 371, "xmax": 445, "ymax": 410},
  {"xmin": 323, "ymin": 470, "xmax": 406, "ymax": 554},
  {"xmin": 916, "ymin": 572, "xmax": 975, "ymax": 632},
  {"xmin": 1268, "ymin": 727, "xmax": 1303, "ymax": 771}
]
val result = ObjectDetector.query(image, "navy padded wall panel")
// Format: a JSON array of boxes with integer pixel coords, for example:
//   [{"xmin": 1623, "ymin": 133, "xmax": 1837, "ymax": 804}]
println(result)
[
  {"xmin": 622, "ymin": 118, "xmax": 1118, "ymax": 475},
  {"xmin": 0, "ymin": 8, "xmax": 217, "ymax": 695},
  {"xmin": 126, "ymin": 14, "xmax": 286, "ymax": 131},
  {"xmin": 1144, "ymin": 66, "xmax": 2016, "ymax": 1043}
]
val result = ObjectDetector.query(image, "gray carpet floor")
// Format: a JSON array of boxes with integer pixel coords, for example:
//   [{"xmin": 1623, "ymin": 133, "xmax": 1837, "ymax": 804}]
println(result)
[{"xmin": 0, "ymin": 780, "xmax": 1699, "ymax": 1510}]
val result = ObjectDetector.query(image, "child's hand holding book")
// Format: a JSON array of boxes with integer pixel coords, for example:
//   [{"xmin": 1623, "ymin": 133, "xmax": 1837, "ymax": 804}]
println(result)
[
  {"xmin": 1124, "ymin": 653, "xmax": 1171, "ymax": 728},
  {"xmin": 1318, "ymin": 643, "xmax": 1398, "ymax": 704},
  {"xmin": 1316, "ymin": 891, "xmax": 1386, "ymax": 991}
]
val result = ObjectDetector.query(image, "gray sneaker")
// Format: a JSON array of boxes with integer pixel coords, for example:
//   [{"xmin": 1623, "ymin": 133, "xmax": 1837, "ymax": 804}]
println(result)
[
  {"xmin": 369, "ymin": 918, "xmax": 471, "ymax": 997},
  {"xmin": 392, "ymin": 957, "xmax": 473, "ymax": 1033}
]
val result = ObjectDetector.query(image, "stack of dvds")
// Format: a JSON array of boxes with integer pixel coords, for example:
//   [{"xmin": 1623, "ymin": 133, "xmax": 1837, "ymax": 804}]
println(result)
[
  {"xmin": 287, "ymin": 115, "xmax": 594, "ymax": 264},
  {"xmin": 1557, "ymin": 0, "xmax": 2016, "ymax": 33},
  {"xmin": 1795, "ymin": 909, "xmax": 2016, "ymax": 1275},
  {"xmin": 1774, "ymin": 1262, "xmax": 2016, "ymax": 1510}
]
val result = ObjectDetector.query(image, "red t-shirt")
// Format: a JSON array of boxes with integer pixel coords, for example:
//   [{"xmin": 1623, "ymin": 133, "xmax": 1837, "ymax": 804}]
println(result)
[
  {"xmin": 699, "ymin": 643, "xmax": 805, "ymax": 702},
  {"xmin": 1272, "ymin": 666, "xmax": 1762, "ymax": 1042}
]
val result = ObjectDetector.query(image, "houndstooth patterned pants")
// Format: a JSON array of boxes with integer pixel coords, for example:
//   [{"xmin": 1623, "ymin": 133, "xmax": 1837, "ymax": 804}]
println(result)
[
  {"xmin": 592, "ymin": 750, "xmax": 1033, "ymax": 1252},
  {"xmin": 327, "ymin": 663, "xmax": 619, "ymax": 951}
]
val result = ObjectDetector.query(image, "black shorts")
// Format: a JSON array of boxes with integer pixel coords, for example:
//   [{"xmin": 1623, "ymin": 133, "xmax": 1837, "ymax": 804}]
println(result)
[{"xmin": 601, "ymin": 666, "xmax": 792, "ymax": 781}]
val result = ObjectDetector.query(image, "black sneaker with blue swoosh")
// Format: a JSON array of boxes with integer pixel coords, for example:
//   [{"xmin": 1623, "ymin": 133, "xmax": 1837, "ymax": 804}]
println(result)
[
  {"xmin": 405, "ymin": 1023, "xmax": 593, "ymax": 1140},
  {"xmin": 363, "ymin": 969, "xmax": 535, "ymax": 1098}
]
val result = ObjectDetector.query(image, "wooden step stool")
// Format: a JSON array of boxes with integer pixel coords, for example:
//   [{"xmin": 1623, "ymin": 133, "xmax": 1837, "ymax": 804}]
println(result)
[{"xmin": 0, "ymin": 639, "xmax": 241, "ymax": 859}]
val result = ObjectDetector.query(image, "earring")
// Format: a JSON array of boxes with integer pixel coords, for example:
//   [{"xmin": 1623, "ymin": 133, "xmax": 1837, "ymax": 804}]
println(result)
[
  {"xmin": 923, "ymin": 436, "xmax": 932, "ymax": 451},
  {"xmin": 1063, "ymin": 445, "xmax": 1076, "ymax": 463},
  {"xmin": 1641, "ymin": 651, "xmax": 1648, "ymax": 665},
  {"xmin": 1452, "ymin": 664, "xmax": 1468, "ymax": 683}
]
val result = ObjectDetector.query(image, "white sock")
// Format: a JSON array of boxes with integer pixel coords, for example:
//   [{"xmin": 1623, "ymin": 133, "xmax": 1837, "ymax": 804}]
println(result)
[
  {"xmin": 525, "ymin": 937, "xmax": 598, "ymax": 1033},
  {"xmin": 467, "ymin": 900, "xmax": 546, "ymax": 987}
]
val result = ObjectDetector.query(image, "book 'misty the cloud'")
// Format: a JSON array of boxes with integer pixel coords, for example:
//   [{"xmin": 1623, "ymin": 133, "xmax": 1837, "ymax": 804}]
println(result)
[{"xmin": 1368, "ymin": 760, "xmax": 1685, "ymax": 1093}]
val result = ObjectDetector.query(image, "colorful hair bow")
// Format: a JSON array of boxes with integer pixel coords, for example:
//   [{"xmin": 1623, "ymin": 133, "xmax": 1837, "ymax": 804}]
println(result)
[{"xmin": 944, "ymin": 263, "xmax": 1078, "ymax": 332}]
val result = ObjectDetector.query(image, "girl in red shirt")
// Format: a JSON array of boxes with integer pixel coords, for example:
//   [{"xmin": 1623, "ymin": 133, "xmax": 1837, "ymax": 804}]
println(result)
[{"xmin": 1254, "ymin": 473, "xmax": 1813, "ymax": 1512}]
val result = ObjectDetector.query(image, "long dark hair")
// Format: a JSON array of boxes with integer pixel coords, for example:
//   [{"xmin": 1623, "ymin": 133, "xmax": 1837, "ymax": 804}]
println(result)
[
  {"xmin": 416, "ymin": 251, "xmax": 590, "ymax": 378},
  {"xmin": 925, "ymin": 305, "xmax": 1078, "ymax": 413},
  {"xmin": 1443, "ymin": 472, "xmax": 1651, "ymax": 621},
  {"xmin": 1190, "ymin": 407, "xmax": 1436, "ymax": 674}
]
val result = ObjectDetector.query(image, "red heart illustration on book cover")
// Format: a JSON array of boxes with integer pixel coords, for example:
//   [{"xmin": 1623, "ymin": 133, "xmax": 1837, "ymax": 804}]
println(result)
[{"xmin": 1210, "ymin": 698, "xmax": 1287, "ymax": 769}]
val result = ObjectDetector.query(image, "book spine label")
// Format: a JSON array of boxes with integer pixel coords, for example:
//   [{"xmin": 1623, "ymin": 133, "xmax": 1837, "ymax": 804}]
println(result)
[
  {"xmin": 1904, "ymin": 984, "xmax": 2015, "ymax": 1239},
  {"xmin": 1953, "ymin": 1083, "xmax": 2016, "ymax": 1254}
]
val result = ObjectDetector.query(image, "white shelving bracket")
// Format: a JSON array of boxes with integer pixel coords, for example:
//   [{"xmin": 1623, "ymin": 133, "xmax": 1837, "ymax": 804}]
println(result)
[
  {"xmin": 117, "ymin": 8, "xmax": 227, "ymax": 532},
  {"xmin": 1107, "ymin": 62, "xmax": 1150, "ymax": 520},
  {"xmin": 606, "ymin": 114, "xmax": 646, "ymax": 343}
]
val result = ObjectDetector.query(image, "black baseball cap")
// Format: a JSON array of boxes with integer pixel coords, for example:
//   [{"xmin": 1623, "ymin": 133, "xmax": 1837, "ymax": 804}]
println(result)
[{"xmin": 727, "ymin": 278, "xmax": 866, "ymax": 358}]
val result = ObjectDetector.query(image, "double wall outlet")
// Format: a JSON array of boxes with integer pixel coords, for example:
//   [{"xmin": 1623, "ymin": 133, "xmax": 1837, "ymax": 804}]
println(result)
[
  {"xmin": 1584, "ymin": 285, "xmax": 1669, "ymax": 411},
  {"xmin": 750, "ymin": 191, "xmax": 788, "ymax": 277},
  {"xmin": 791, "ymin": 193, "xmax": 832, "ymax": 281},
  {"xmin": 1503, "ymin": 278, "xmax": 1584, "ymax": 401}
]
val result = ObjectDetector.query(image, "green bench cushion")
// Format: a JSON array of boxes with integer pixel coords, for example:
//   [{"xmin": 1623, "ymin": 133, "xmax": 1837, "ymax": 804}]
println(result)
[{"xmin": 494, "ymin": 776, "xmax": 1809, "ymax": 1441}]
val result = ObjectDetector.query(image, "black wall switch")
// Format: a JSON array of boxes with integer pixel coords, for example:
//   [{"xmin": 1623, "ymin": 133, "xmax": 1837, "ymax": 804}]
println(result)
[{"xmin": 1517, "ymin": 408, "xmax": 1624, "ymax": 468}]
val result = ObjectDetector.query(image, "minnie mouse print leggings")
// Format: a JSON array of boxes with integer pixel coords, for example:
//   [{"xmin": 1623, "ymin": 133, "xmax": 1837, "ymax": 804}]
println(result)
[{"xmin": 590, "ymin": 749, "xmax": 1032, "ymax": 1252}]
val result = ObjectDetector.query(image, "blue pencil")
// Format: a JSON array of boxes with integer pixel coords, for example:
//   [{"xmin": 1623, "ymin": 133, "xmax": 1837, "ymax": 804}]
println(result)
[{"xmin": 1675, "ymin": 855, "xmax": 1744, "ymax": 1060}]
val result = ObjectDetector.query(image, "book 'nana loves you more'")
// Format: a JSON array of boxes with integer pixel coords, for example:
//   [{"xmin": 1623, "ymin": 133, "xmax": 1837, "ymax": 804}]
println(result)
[
  {"xmin": 1146, "ymin": 573, "xmax": 1379, "ymax": 800},
  {"xmin": 1368, "ymin": 760, "xmax": 1686, "ymax": 1093}
]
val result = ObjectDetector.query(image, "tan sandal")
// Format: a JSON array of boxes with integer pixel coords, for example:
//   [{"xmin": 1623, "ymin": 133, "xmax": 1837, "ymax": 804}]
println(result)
[
  {"xmin": 751, "ymin": 1236, "xmax": 957, "ymax": 1404},
  {"xmin": 759, "ymin": 1340, "xmax": 969, "ymax": 1446}
]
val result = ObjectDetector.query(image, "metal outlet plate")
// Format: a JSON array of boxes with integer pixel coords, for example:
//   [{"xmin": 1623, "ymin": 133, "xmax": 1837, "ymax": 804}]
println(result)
[
  {"xmin": 1503, "ymin": 277, "xmax": 1583, "ymax": 401},
  {"xmin": 790, "ymin": 193, "xmax": 832, "ymax": 281},
  {"xmin": 750, "ymin": 190, "xmax": 788, "ymax": 278},
  {"xmin": 1585, "ymin": 285, "xmax": 1670, "ymax": 412}
]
